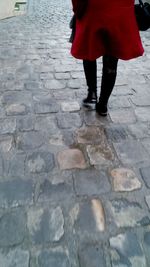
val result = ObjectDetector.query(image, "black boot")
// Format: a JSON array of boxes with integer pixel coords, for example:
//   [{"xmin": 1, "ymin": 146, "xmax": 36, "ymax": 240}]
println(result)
[
  {"xmin": 82, "ymin": 60, "xmax": 97, "ymax": 106},
  {"xmin": 96, "ymin": 55, "xmax": 118, "ymax": 116}
]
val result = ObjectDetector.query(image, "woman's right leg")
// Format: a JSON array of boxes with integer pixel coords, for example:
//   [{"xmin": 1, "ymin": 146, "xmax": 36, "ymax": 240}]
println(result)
[
  {"xmin": 96, "ymin": 55, "xmax": 118, "ymax": 116},
  {"xmin": 82, "ymin": 59, "xmax": 97, "ymax": 105}
]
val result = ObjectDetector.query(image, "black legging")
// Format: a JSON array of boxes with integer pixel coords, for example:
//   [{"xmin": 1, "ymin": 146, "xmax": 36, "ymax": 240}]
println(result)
[{"xmin": 83, "ymin": 55, "xmax": 118, "ymax": 105}]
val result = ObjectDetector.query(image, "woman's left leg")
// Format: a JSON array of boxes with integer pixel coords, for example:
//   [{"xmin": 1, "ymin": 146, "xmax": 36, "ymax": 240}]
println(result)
[
  {"xmin": 82, "ymin": 59, "xmax": 97, "ymax": 105},
  {"xmin": 96, "ymin": 55, "xmax": 118, "ymax": 116}
]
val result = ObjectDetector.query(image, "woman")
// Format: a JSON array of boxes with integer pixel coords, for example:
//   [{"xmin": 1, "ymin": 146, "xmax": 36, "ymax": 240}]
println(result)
[{"xmin": 71, "ymin": 0, "xmax": 144, "ymax": 116}]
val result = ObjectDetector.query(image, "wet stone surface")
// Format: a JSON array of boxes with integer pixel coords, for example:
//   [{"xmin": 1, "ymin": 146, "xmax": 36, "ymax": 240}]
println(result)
[
  {"xmin": 110, "ymin": 232, "xmax": 147, "ymax": 267},
  {"xmin": 78, "ymin": 244, "xmax": 106, "ymax": 267},
  {"xmin": 27, "ymin": 206, "xmax": 64, "ymax": 244},
  {"xmin": 109, "ymin": 199, "xmax": 150, "ymax": 228},
  {"xmin": 0, "ymin": 209, "xmax": 26, "ymax": 247},
  {"xmin": 0, "ymin": 249, "xmax": 30, "ymax": 267},
  {"xmin": 37, "ymin": 248, "xmax": 70, "ymax": 267},
  {"xmin": 73, "ymin": 169, "xmax": 111, "ymax": 196}
]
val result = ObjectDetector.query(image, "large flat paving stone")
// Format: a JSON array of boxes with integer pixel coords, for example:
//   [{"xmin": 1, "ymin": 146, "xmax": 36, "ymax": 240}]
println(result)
[
  {"xmin": 78, "ymin": 243, "xmax": 106, "ymax": 267},
  {"xmin": 57, "ymin": 149, "xmax": 86, "ymax": 170},
  {"xmin": 26, "ymin": 151, "xmax": 55, "ymax": 174},
  {"xmin": 140, "ymin": 166, "xmax": 150, "ymax": 188},
  {"xmin": 0, "ymin": 209, "xmax": 26, "ymax": 247},
  {"xmin": 73, "ymin": 169, "xmax": 111, "ymax": 196},
  {"xmin": 0, "ymin": 118, "xmax": 16, "ymax": 134},
  {"xmin": 108, "ymin": 198, "xmax": 150, "ymax": 228},
  {"xmin": 37, "ymin": 179, "xmax": 73, "ymax": 202},
  {"xmin": 37, "ymin": 248, "xmax": 70, "ymax": 267},
  {"xmin": 56, "ymin": 113, "xmax": 82, "ymax": 129},
  {"xmin": 0, "ymin": 178, "xmax": 33, "ymax": 208},
  {"xmin": 110, "ymin": 232, "xmax": 147, "ymax": 267},
  {"xmin": 0, "ymin": 249, "xmax": 29, "ymax": 267},
  {"xmin": 16, "ymin": 132, "xmax": 45, "ymax": 150},
  {"xmin": 113, "ymin": 140, "xmax": 149, "ymax": 165},
  {"xmin": 74, "ymin": 199, "xmax": 105, "ymax": 241},
  {"xmin": 27, "ymin": 206, "xmax": 64, "ymax": 244}
]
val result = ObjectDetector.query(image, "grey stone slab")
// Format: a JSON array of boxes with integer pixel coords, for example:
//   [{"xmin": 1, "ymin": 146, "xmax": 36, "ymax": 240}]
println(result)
[
  {"xmin": 130, "ymin": 93, "xmax": 150, "ymax": 106},
  {"xmin": 0, "ymin": 135, "xmax": 13, "ymax": 152},
  {"xmin": 140, "ymin": 166, "xmax": 150, "ymax": 188},
  {"xmin": 113, "ymin": 140, "xmax": 149, "ymax": 165},
  {"xmin": 45, "ymin": 79, "xmax": 66, "ymax": 90},
  {"xmin": 34, "ymin": 99, "xmax": 59, "ymax": 114},
  {"xmin": 84, "ymin": 110, "xmax": 110, "ymax": 126},
  {"xmin": 0, "ymin": 118, "xmax": 16, "ymax": 134},
  {"xmin": 109, "ymin": 109, "xmax": 136, "ymax": 124},
  {"xmin": 57, "ymin": 113, "xmax": 82, "ymax": 129},
  {"xmin": 34, "ymin": 115, "xmax": 58, "ymax": 134},
  {"xmin": 7, "ymin": 152, "xmax": 26, "ymax": 177},
  {"xmin": 109, "ymin": 96, "xmax": 131, "ymax": 109},
  {"xmin": 0, "ymin": 154, "xmax": 3, "ymax": 177},
  {"xmin": 127, "ymin": 123, "xmax": 150, "ymax": 139},
  {"xmin": 143, "ymin": 229, "xmax": 150, "ymax": 266},
  {"xmin": 105, "ymin": 125, "xmax": 129, "ymax": 142},
  {"xmin": 16, "ymin": 132, "xmax": 45, "ymax": 150},
  {"xmin": 0, "ymin": 179, "xmax": 33, "ymax": 208},
  {"xmin": 110, "ymin": 232, "xmax": 146, "ymax": 267},
  {"xmin": 109, "ymin": 199, "xmax": 150, "ymax": 228},
  {"xmin": 142, "ymin": 138, "xmax": 150, "ymax": 155},
  {"xmin": 78, "ymin": 244, "xmax": 106, "ymax": 267},
  {"xmin": 67, "ymin": 79, "xmax": 81, "ymax": 89},
  {"xmin": 73, "ymin": 169, "xmax": 111, "ymax": 196},
  {"xmin": 40, "ymin": 73, "xmax": 54, "ymax": 80},
  {"xmin": 52, "ymin": 90, "xmax": 76, "ymax": 100},
  {"xmin": 1, "ymin": 91, "xmax": 32, "ymax": 105},
  {"xmin": 0, "ymin": 209, "xmax": 26, "ymax": 247},
  {"xmin": 75, "ymin": 199, "xmax": 105, "ymax": 241},
  {"xmin": 24, "ymin": 81, "xmax": 41, "ymax": 90},
  {"xmin": 55, "ymin": 72, "xmax": 70, "ymax": 80},
  {"xmin": 135, "ymin": 107, "xmax": 150, "ymax": 122},
  {"xmin": 27, "ymin": 206, "xmax": 64, "ymax": 244},
  {"xmin": 0, "ymin": 249, "xmax": 29, "ymax": 267},
  {"xmin": 26, "ymin": 151, "xmax": 54, "ymax": 174},
  {"xmin": 61, "ymin": 101, "xmax": 80, "ymax": 112},
  {"xmin": 38, "ymin": 248, "xmax": 70, "ymax": 267},
  {"xmin": 17, "ymin": 116, "xmax": 35, "ymax": 131},
  {"xmin": 37, "ymin": 179, "xmax": 73, "ymax": 202},
  {"xmin": 5, "ymin": 103, "xmax": 29, "ymax": 116}
]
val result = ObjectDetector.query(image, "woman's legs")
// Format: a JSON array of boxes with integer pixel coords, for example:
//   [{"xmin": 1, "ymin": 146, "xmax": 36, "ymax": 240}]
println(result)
[
  {"xmin": 82, "ymin": 59, "xmax": 97, "ymax": 104},
  {"xmin": 96, "ymin": 55, "xmax": 118, "ymax": 116}
]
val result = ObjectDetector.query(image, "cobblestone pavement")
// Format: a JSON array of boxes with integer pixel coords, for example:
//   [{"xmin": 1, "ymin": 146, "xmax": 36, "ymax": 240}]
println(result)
[{"xmin": 0, "ymin": 0, "xmax": 150, "ymax": 266}]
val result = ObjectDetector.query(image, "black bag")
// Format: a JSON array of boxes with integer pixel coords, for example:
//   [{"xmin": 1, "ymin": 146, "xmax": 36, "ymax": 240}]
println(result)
[{"xmin": 135, "ymin": 0, "xmax": 150, "ymax": 31}]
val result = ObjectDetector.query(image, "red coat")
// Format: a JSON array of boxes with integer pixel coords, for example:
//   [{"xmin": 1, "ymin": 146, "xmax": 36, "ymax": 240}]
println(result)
[{"xmin": 71, "ymin": 0, "xmax": 144, "ymax": 60}]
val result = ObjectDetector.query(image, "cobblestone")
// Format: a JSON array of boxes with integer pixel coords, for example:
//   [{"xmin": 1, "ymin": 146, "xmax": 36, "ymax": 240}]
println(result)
[
  {"xmin": 0, "ymin": 209, "xmax": 26, "ymax": 247},
  {"xmin": 78, "ymin": 244, "xmax": 106, "ymax": 267},
  {"xmin": 27, "ymin": 206, "xmax": 64, "ymax": 244},
  {"xmin": 37, "ymin": 248, "xmax": 70, "ymax": 267},
  {"xmin": 110, "ymin": 168, "xmax": 142, "ymax": 192},
  {"xmin": 0, "ymin": 0, "xmax": 150, "ymax": 265},
  {"xmin": 57, "ymin": 148, "xmax": 86, "ymax": 170},
  {"xmin": 109, "ymin": 199, "xmax": 150, "ymax": 228},
  {"xmin": 110, "ymin": 232, "xmax": 147, "ymax": 267},
  {"xmin": 0, "ymin": 178, "xmax": 33, "ymax": 208},
  {"xmin": 73, "ymin": 169, "xmax": 111, "ymax": 196},
  {"xmin": 0, "ymin": 249, "xmax": 30, "ymax": 267}
]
